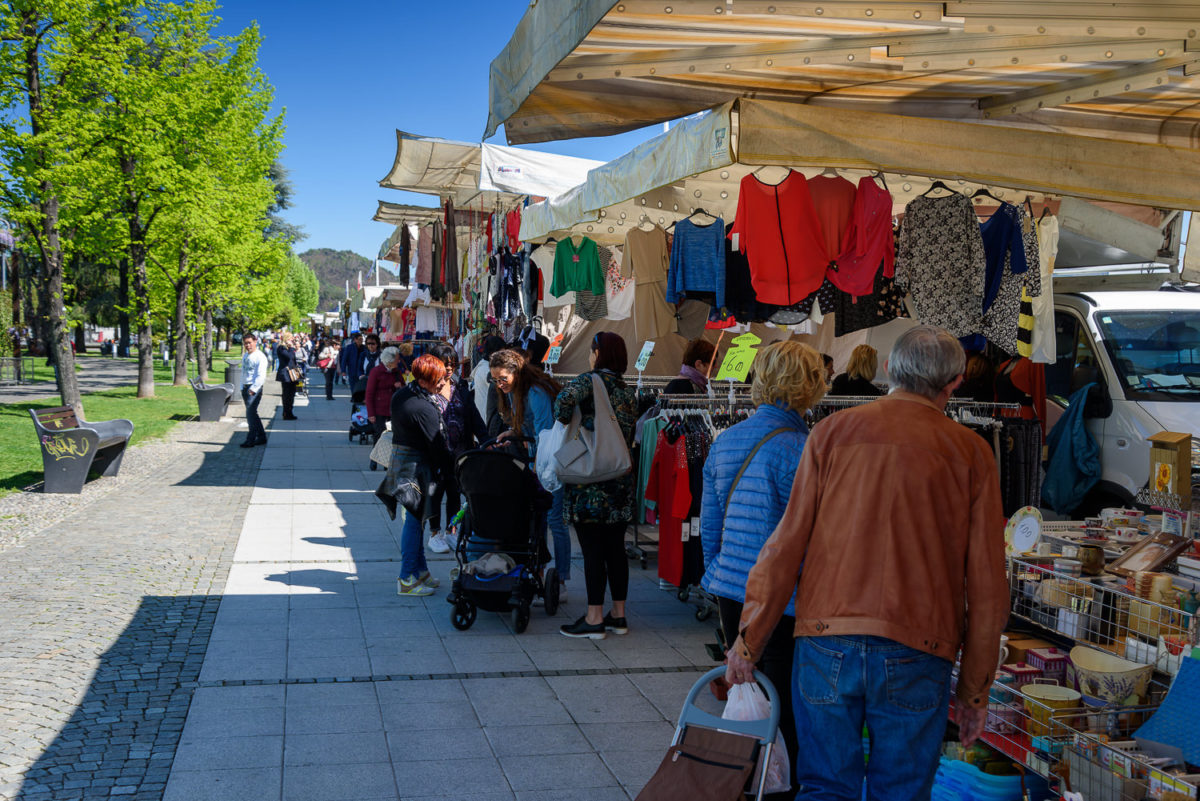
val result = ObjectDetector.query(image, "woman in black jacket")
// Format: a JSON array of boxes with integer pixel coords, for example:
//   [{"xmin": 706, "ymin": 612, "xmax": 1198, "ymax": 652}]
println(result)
[
  {"xmin": 383, "ymin": 354, "xmax": 453, "ymax": 596},
  {"xmin": 275, "ymin": 334, "xmax": 300, "ymax": 420},
  {"xmin": 829, "ymin": 345, "xmax": 883, "ymax": 398}
]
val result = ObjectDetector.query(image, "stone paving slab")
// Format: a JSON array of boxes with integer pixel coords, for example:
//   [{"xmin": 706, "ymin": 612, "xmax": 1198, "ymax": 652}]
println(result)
[{"xmin": 159, "ymin": 383, "xmax": 720, "ymax": 801}]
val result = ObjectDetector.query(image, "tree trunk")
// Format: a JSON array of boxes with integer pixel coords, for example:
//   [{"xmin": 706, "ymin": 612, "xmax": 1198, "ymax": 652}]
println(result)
[
  {"xmin": 11, "ymin": 252, "xmax": 21, "ymax": 326},
  {"xmin": 198, "ymin": 300, "xmax": 212, "ymax": 383},
  {"xmin": 133, "ymin": 251, "xmax": 153, "ymax": 398},
  {"xmin": 74, "ymin": 323, "xmax": 86, "ymax": 354},
  {"xmin": 225, "ymin": 326, "xmax": 231, "ymax": 351},
  {"xmin": 172, "ymin": 270, "xmax": 188, "ymax": 386},
  {"xmin": 117, "ymin": 258, "xmax": 130, "ymax": 357}
]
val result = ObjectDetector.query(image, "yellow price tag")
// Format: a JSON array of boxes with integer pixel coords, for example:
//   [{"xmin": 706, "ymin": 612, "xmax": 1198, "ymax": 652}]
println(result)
[{"xmin": 714, "ymin": 333, "xmax": 761, "ymax": 382}]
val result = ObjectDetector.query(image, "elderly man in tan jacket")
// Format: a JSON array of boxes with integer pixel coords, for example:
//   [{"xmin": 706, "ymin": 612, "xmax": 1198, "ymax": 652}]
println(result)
[{"xmin": 726, "ymin": 325, "xmax": 1009, "ymax": 801}]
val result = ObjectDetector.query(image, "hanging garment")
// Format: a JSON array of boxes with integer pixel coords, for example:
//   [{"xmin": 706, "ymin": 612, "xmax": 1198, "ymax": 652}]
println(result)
[
  {"xmin": 667, "ymin": 217, "xmax": 726, "ymax": 309},
  {"xmin": 1042, "ymin": 383, "xmax": 1101, "ymax": 515},
  {"xmin": 833, "ymin": 235, "xmax": 908, "ymax": 338},
  {"xmin": 550, "ymin": 236, "xmax": 604, "ymax": 297},
  {"xmin": 999, "ymin": 419, "xmax": 1043, "ymax": 517},
  {"xmin": 995, "ymin": 356, "xmax": 1047, "ymax": 437},
  {"xmin": 416, "ymin": 225, "xmax": 433, "ymax": 285},
  {"xmin": 722, "ymin": 222, "xmax": 770, "ymax": 323},
  {"xmin": 978, "ymin": 203, "xmax": 1028, "ymax": 314},
  {"xmin": 895, "ymin": 193, "xmax": 988, "ymax": 338},
  {"xmin": 442, "ymin": 199, "xmax": 460, "ymax": 298},
  {"xmin": 430, "ymin": 220, "xmax": 446, "ymax": 301},
  {"xmin": 646, "ymin": 430, "xmax": 692, "ymax": 588},
  {"xmin": 533, "ymin": 243, "xmax": 573, "ymax": 307},
  {"xmin": 1029, "ymin": 214, "xmax": 1060, "ymax": 364},
  {"xmin": 606, "ymin": 247, "xmax": 635, "ymax": 320},
  {"xmin": 730, "ymin": 171, "xmax": 828, "ymax": 305},
  {"xmin": 398, "ymin": 224, "xmax": 412, "ymax": 286},
  {"xmin": 981, "ymin": 205, "xmax": 1039, "ymax": 356},
  {"xmin": 830, "ymin": 176, "xmax": 895, "ymax": 297},
  {"xmin": 807, "ymin": 173, "xmax": 857, "ymax": 259},
  {"xmin": 626, "ymin": 225, "xmax": 677, "ymax": 340},
  {"xmin": 506, "ymin": 208, "xmax": 522, "ymax": 252}
]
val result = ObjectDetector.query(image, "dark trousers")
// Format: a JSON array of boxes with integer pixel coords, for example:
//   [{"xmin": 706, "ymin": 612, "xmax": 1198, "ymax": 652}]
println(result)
[
  {"xmin": 324, "ymin": 368, "xmax": 335, "ymax": 399},
  {"xmin": 718, "ymin": 596, "xmax": 797, "ymax": 801},
  {"xmin": 241, "ymin": 386, "xmax": 265, "ymax": 444},
  {"xmin": 576, "ymin": 521, "xmax": 629, "ymax": 606},
  {"xmin": 281, "ymin": 382, "xmax": 296, "ymax": 416}
]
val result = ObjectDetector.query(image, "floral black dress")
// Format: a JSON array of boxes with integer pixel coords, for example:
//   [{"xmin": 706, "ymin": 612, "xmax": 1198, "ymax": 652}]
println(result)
[{"xmin": 553, "ymin": 370, "xmax": 638, "ymax": 525}]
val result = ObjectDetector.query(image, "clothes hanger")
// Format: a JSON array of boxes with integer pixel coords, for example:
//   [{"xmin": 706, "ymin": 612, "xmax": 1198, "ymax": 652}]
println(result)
[
  {"xmin": 971, "ymin": 186, "xmax": 1004, "ymax": 205},
  {"xmin": 1039, "ymin": 204, "xmax": 1053, "ymax": 222},
  {"xmin": 872, "ymin": 170, "xmax": 889, "ymax": 192},
  {"xmin": 921, "ymin": 180, "xmax": 957, "ymax": 197},
  {"xmin": 819, "ymin": 167, "xmax": 840, "ymax": 178},
  {"xmin": 752, "ymin": 166, "xmax": 793, "ymax": 185},
  {"xmin": 1024, "ymin": 195, "xmax": 1035, "ymax": 217}
]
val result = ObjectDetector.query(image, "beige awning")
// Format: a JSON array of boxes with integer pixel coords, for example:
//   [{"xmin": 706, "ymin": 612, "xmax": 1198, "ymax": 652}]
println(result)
[
  {"xmin": 486, "ymin": 1, "xmax": 1200, "ymax": 147},
  {"xmin": 373, "ymin": 201, "xmax": 444, "ymax": 227}
]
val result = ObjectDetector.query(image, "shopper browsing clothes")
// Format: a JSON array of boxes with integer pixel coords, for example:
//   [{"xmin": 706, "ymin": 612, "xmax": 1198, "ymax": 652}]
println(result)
[
  {"xmin": 699, "ymin": 341, "xmax": 827, "ymax": 796},
  {"xmin": 489, "ymin": 348, "xmax": 561, "ymax": 454},
  {"xmin": 724, "ymin": 326, "xmax": 1009, "ymax": 801},
  {"xmin": 828, "ymin": 344, "xmax": 884, "ymax": 397},
  {"xmin": 365, "ymin": 345, "xmax": 405, "ymax": 448},
  {"xmin": 426, "ymin": 343, "xmax": 487, "ymax": 554},
  {"xmin": 317, "ymin": 338, "xmax": 338, "ymax": 400},
  {"xmin": 384, "ymin": 355, "xmax": 454, "ymax": 596},
  {"xmin": 553, "ymin": 332, "xmax": 638, "ymax": 639},
  {"xmin": 275, "ymin": 333, "xmax": 300, "ymax": 420},
  {"xmin": 663, "ymin": 337, "xmax": 716, "ymax": 394}
]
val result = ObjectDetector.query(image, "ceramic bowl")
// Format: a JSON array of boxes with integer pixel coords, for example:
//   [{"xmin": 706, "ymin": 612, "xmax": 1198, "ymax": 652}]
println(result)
[
  {"xmin": 1111, "ymin": 528, "xmax": 1142, "ymax": 544},
  {"xmin": 1070, "ymin": 646, "xmax": 1154, "ymax": 706}
]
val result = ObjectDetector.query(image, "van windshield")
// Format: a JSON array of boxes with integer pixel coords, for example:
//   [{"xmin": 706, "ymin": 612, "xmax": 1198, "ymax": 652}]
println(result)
[{"xmin": 1095, "ymin": 309, "xmax": 1200, "ymax": 401}]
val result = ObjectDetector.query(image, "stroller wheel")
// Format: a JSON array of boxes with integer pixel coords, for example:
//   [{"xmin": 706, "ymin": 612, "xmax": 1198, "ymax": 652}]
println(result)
[
  {"xmin": 696, "ymin": 606, "xmax": 713, "ymax": 622},
  {"xmin": 369, "ymin": 461, "xmax": 377, "ymax": 471},
  {"xmin": 543, "ymin": 567, "xmax": 560, "ymax": 617},
  {"xmin": 451, "ymin": 602, "xmax": 476, "ymax": 631},
  {"xmin": 511, "ymin": 603, "xmax": 530, "ymax": 634},
  {"xmin": 677, "ymin": 587, "xmax": 690, "ymax": 603}
]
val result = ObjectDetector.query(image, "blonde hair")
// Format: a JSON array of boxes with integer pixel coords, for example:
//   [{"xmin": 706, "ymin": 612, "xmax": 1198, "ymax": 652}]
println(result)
[
  {"xmin": 399, "ymin": 342, "xmax": 414, "ymax": 356},
  {"xmin": 751, "ymin": 341, "xmax": 827, "ymax": 411},
  {"xmin": 846, "ymin": 344, "xmax": 879, "ymax": 383}
]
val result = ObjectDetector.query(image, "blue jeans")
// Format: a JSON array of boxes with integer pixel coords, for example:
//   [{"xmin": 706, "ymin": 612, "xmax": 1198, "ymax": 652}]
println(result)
[
  {"xmin": 549, "ymin": 487, "xmax": 570, "ymax": 581},
  {"xmin": 400, "ymin": 507, "xmax": 429, "ymax": 580},
  {"xmin": 792, "ymin": 635, "xmax": 952, "ymax": 801},
  {"xmin": 241, "ymin": 386, "xmax": 265, "ymax": 444}
]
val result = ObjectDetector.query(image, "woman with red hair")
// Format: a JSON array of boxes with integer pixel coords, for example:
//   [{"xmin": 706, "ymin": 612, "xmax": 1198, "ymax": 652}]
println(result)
[{"xmin": 382, "ymin": 353, "xmax": 453, "ymax": 595}]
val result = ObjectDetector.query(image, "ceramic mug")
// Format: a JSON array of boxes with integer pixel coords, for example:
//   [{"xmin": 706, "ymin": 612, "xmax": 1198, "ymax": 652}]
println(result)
[
  {"xmin": 1076, "ymin": 545, "xmax": 1105, "ymax": 576},
  {"xmin": 998, "ymin": 634, "xmax": 1010, "ymax": 671}
]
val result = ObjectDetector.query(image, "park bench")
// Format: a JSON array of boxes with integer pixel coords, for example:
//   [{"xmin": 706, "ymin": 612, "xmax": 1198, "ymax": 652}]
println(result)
[
  {"xmin": 29, "ymin": 407, "xmax": 134, "ymax": 494},
  {"xmin": 189, "ymin": 378, "xmax": 236, "ymax": 422}
]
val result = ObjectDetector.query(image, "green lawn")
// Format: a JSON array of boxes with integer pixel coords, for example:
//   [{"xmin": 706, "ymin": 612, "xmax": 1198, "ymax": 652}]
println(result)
[{"xmin": 0, "ymin": 349, "xmax": 246, "ymax": 494}]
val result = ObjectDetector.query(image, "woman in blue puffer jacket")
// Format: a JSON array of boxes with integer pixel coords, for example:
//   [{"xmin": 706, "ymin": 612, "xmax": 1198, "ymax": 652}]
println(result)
[{"xmin": 700, "ymin": 340, "xmax": 828, "ymax": 790}]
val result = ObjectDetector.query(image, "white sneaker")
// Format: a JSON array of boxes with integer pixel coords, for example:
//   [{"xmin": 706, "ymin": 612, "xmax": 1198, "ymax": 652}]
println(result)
[
  {"xmin": 558, "ymin": 582, "xmax": 568, "ymax": 603},
  {"xmin": 428, "ymin": 532, "xmax": 450, "ymax": 554},
  {"xmin": 397, "ymin": 575, "xmax": 434, "ymax": 596},
  {"xmin": 443, "ymin": 529, "xmax": 459, "ymax": 552},
  {"xmin": 417, "ymin": 570, "xmax": 440, "ymax": 589}
]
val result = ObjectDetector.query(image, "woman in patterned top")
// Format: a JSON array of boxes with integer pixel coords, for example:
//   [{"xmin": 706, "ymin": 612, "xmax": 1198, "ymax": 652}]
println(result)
[{"xmin": 554, "ymin": 332, "xmax": 639, "ymax": 640}]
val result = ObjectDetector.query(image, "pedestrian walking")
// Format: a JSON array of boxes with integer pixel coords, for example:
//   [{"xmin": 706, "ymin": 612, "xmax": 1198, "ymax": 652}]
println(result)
[
  {"xmin": 699, "ymin": 341, "xmax": 827, "ymax": 797},
  {"xmin": 724, "ymin": 325, "xmax": 1009, "ymax": 800},
  {"xmin": 239, "ymin": 333, "xmax": 269, "ymax": 448},
  {"xmin": 365, "ymin": 346, "xmax": 405, "ymax": 469}
]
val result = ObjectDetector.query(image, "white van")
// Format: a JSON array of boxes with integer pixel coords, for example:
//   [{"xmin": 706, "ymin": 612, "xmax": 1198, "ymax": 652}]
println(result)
[{"xmin": 1048, "ymin": 288, "xmax": 1200, "ymax": 512}]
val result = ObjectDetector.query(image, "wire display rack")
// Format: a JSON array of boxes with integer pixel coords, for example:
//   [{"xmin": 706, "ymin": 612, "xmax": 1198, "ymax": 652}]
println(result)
[
  {"xmin": 1008, "ymin": 557, "xmax": 1198, "ymax": 692},
  {"xmin": 1056, "ymin": 706, "xmax": 1200, "ymax": 801}
]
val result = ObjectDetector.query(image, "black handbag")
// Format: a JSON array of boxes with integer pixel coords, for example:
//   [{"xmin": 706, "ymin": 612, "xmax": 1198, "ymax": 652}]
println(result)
[{"xmin": 375, "ymin": 460, "xmax": 435, "ymax": 521}]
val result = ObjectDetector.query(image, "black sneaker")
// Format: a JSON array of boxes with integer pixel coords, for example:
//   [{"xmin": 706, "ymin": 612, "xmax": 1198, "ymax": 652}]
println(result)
[
  {"xmin": 560, "ymin": 615, "xmax": 606, "ymax": 640},
  {"xmin": 604, "ymin": 612, "xmax": 629, "ymax": 635}
]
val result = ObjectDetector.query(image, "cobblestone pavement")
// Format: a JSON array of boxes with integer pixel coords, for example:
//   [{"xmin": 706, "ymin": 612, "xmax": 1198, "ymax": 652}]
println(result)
[{"xmin": 0, "ymin": 387, "xmax": 281, "ymax": 801}]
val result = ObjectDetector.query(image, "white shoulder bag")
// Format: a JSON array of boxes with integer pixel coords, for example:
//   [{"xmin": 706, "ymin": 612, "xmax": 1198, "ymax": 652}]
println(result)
[{"xmin": 554, "ymin": 373, "xmax": 632, "ymax": 484}]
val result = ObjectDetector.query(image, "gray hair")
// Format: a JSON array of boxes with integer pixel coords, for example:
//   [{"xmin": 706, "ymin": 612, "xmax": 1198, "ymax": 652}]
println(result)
[
  {"xmin": 887, "ymin": 325, "xmax": 966, "ymax": 399},
  {"xmin": 380, "ymin": 346, "xmax": 400, "ymax": 367}
]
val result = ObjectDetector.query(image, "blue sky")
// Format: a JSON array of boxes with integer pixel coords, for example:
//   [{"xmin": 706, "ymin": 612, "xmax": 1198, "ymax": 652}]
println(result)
[{"xmin": 214, "ymin": 1, "xmax": 659, "ymax": 262}]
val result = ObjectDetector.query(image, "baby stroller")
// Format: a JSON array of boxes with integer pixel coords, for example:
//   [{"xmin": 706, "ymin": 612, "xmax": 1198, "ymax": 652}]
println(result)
[
  {"xmin": 446, "ymin": 439, "xmax": 560, "ymax": 633},
  {"xmin": 348, "ymin": 401, "xmax": 372, "ymax": 444}
]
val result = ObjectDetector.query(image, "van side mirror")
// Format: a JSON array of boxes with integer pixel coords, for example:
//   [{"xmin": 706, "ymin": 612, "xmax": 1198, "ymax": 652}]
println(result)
[{"xmin": 1082, "ymin": 382, "xmax": 1112, "ymax": 420}]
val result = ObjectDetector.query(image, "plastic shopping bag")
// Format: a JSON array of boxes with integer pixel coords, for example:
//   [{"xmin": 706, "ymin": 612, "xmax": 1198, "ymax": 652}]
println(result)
[
  {"xmin": 722, "ymin": 683, "xmax": 791, "ymax": 795},
  {"xmin": 536, "ymin": 422, "xmax": 568, "ymax": 492}
]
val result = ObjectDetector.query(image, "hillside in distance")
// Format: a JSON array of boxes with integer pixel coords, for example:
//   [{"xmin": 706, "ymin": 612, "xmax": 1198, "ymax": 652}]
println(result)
[{"xmin": 298, "ymin": 248, "xmax": 397, "ymax": 311}]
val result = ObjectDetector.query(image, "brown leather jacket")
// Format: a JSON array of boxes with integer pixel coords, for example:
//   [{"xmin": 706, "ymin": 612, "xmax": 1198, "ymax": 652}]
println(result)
[{"xmin": 733, "ymin": 392, "xmax": 1009, "ymax": 708}]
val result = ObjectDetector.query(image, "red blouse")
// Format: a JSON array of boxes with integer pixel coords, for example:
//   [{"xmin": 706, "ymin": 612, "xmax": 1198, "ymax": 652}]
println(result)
[{"xmin": 729, "ymin": 171, "xmax": 828, "ymax": 305}]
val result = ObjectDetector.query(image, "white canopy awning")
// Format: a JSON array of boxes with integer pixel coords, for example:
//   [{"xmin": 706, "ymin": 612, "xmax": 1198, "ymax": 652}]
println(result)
[{"xmin": 378, "ymin": 131, "xmax": 602, "ymax": 207}]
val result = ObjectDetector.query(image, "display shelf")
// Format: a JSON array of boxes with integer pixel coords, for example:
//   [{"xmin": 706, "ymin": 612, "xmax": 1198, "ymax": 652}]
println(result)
[{"xmin": 1008, "ymin": 556, "xmax": 1198, "ymax": 698}]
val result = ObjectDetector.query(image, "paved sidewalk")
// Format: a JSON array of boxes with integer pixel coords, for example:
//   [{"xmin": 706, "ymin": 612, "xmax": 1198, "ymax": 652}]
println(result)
[{"xmin": 162, "ymin": 387, "xmax": 719, "ymax": 801}]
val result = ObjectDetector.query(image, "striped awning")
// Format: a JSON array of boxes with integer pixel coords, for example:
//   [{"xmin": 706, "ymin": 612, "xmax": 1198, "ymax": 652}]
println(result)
[{"xmin": 486, "ymin": 0, "xmax": 1200, "ymax": 147}]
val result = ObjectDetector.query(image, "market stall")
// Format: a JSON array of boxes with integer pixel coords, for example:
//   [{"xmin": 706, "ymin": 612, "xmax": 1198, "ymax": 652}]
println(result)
[{"xmin": 478, "ymin": 4, "xmax": 1200, "ymax": 798}]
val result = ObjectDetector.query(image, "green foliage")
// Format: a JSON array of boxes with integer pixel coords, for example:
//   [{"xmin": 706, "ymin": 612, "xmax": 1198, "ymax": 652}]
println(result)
[
  {"xmin": 0, "ymin": 290, "xmax": 12, "ymax": 357},
  {"xmin": 283, "ymin": 254, "xmax": 319, "ymax": 324}
]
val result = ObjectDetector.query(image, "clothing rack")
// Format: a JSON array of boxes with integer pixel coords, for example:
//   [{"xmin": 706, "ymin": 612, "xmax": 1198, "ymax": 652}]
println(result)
[{"xmin": 812, "ymin": 395, "xmax": 1022, "ymax": 411}]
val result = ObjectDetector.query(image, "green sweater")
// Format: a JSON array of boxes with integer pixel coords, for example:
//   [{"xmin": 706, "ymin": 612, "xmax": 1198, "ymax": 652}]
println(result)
[{"xmin": 550, "ymin": 237, "xmax": 605, "ymax": 297}]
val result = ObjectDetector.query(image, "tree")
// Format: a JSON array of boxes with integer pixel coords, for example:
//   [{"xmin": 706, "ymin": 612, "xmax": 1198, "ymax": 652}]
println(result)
[
  {"xmin": 0, "ymin": 0, "xmax": 131, "ymax": 413},
  {"xmin": 283, "ymin": 254, "xmax": 318, "ymax": 325}
]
